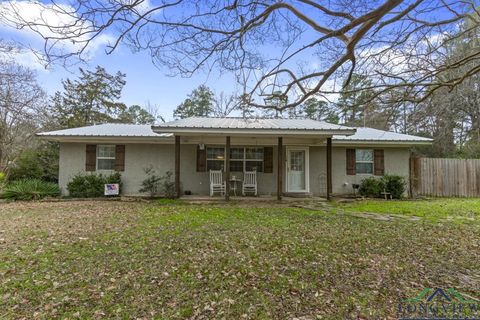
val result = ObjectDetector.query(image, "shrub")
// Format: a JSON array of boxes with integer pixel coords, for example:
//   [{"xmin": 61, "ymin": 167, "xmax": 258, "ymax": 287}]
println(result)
[
  {"xmin": 358, "ymin": 177, "xmax": 382, "ymax": 198},
  {"xmin": 381, "ymin": 174, "xmax": 406, "ymax": 199},
  {"xmin": 1, "ymin": 179, "xmax": 60, "ymax": 200},
  {"xmin": 161, "ymin": 171, "xmax": 176, "ymax": 199},
  {"xmin": 139, "ymin": 166, "xmax": 163, "ymax": 197},
  {"xmin": 139, "ymin": 168, "xmax": 175, "ymax": 198},
  {"xmin": 9, "ymin": 143, "xmax": 59, "ymax": 182},
  {"xmin": 67, "ymin": 172, "xmax": 122, "ymax": 198},
  {"xmin": 358, "ymin": 174, "xmax": 407, "ymax": 199}
]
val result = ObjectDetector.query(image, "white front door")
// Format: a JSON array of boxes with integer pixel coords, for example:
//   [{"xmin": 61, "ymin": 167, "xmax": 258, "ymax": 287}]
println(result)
[{"xmin": 286, "ymin": 147, "xmax": 309, "ymax": 193}]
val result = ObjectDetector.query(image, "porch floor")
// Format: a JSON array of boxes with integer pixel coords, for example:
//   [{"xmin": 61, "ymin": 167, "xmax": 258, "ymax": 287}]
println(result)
[{"xmin": 180, "ymin": 195, "xmax": 328, "ymax": 202}]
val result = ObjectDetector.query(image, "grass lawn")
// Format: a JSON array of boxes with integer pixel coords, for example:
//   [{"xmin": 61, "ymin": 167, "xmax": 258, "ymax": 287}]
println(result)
[
  {"xmin": 0, "ymin": 199, "xmax": 479, "ymax": 319},
  {"xmin": 334, "ymin": 198, "xmax": 480, "ymax": 223}
]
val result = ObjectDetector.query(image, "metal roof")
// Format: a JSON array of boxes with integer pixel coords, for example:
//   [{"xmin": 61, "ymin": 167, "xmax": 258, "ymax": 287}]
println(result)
[
  {"xmin": 37, "ymin": 120, "xmax": 433, "ymax": 144},
  {"xmin": 37, "ymin": 124, "xmax": 172, "ymax": 137},
  {"xmin": 153, "ymin": 117, "xmax": 353, "ymax": 131},
  {"xmin": 334, "ymin": 127, "xmax": 433, "ymax": 142}
]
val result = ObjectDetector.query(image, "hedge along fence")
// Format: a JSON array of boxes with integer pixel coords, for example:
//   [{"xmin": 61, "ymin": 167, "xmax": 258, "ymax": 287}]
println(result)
[{"xmin": 410, "ymin": 157, "xmax": 480, "ymax": 197}]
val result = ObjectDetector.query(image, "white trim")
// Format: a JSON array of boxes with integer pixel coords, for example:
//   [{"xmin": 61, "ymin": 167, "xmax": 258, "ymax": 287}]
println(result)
[
  {"xmin": 355, "ymin": 149, "xmax": 374, "ymax": 175},
  {"xmin": 96, "ymin": 145, "xmax": 116, "ymax": 171},
  {"xmin": 285, "ymin": 146, "xmax": 310, "ymax": 193},
  {"xmin": 332, "ymin": 140, "xmax": 432, "ymax": 146},
  {"xmin": 37, "ymin": 133, "xmax": 432, "ymax": 147}
]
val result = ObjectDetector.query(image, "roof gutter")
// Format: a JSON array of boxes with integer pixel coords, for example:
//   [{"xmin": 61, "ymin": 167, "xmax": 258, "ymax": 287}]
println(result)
[
  {"xmin": 35, "ymin": 133, "xmax": 173, "ymax": 143},
  {"xmin": 332, "ymin": 139, "xmax": 433, "ymax": 146}
]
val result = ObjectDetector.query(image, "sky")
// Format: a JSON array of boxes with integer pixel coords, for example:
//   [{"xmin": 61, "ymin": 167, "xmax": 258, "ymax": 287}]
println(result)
[
  {"xmin": 0, "ymin": 1, "xmax": 241, "ymax": 121},
  {"xmin": 0, "ymin": 0, "xmax": 461, "ymax": 122},
  {"xmin": 33, "ymin": 48, "xmax": 238, "ymax": 121}
]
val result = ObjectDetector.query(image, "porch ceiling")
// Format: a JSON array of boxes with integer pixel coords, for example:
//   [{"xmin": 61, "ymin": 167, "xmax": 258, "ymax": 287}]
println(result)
[{"xmin": 179, "ymin": 135, "xmax": 329, "ymax": 146}]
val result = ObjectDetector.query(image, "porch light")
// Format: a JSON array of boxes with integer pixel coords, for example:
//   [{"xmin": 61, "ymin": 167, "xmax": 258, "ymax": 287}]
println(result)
[{"xmin": 199, "ymin": 143, "xmax": 205, "ymax": 150}]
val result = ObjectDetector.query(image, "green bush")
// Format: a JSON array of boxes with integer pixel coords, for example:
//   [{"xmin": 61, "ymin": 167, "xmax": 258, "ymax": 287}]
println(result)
[
  {"xmin": 381, "ymin": 174, "xmax": 406, "ymax": 199},
  {"xmin": 9, "ymin": 143, "xmax": 59, "ymax": 182},
  {"xmin": 161, "ymin": 171, "xmax": 176, "ymax": 199},
  {"xmin": 1, "ymin": 179, "xmax": 60, "ymax": 200},
  {"xmin": 67, "ymin": 172, "xmax": 122, "ymax": 198},
  {"xmin": 359, "ymin": 174, "xmax": 407, "ymax": 199},
  {"xmin": 139, "ymin": 168, "xmax": 175, "ymax": 198},
  {"xmin": 358, "ymin": 177, "xmax": 382, "ymax": 198},
  {"xmin": 139, "ymin": 166, "xmax": 163, "ymax": 197}
]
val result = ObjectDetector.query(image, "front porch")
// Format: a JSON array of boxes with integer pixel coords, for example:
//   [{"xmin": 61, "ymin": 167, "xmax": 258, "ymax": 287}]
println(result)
[{"xmin": 171, "ymin": 134, "xmax": 334, "ymax": 201}]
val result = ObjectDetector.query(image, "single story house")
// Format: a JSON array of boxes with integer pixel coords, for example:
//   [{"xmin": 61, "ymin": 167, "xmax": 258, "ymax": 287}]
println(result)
[{"xmin": 38, "ymin": 117, "xmax": 432, "ymax": 199}]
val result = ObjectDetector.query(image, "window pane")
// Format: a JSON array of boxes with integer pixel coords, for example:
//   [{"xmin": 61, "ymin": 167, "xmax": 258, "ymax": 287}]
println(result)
[
  {"xmin": 356, "ymin": 149, "xmax": 373, "ymax": 162},
  {"xmin": 230, "ymin": 160, "xmax": 243, "ymax": 172},
  {"xmin": 207, "ymin": 147, "xmax": 224, "ymax": 160},
  {"xmin": 98, "ymin": 145, "xmax": 115, "ymax": 158},
  {"xmin": 207, "ymin": 160, "xmax": 224, "ymax": 171},
  {"xmin": 230, "ymin": 148, "xmax": 244, "ymax": 160},
  {"xmin": 356, "ymin": 163, "xmax": 373, "ymax": 174},
  {"xmin": 246, "ymin": 147, "xmax": 263, "ymax": 160},
  {"xmin": 289, "ymin": 151, "xmax": 305, "ymax": 171},
  {"xmin": 98, "ymin": 158, "xmax": 115, "ymax": 170},
  {"xmin": 246, "ymin": 161, "xmax": 263, "ymax": 172}
]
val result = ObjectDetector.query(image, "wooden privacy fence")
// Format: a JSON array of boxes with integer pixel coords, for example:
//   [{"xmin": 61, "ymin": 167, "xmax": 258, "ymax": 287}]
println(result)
[{"xmin": 410, "ymin": 157, "xmax": 480, "ymax": 197}]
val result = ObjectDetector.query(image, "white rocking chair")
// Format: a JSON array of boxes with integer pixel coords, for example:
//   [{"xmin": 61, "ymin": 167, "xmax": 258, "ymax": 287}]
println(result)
[
  {"xmin": 209, "ymin": 170, "xmax": 226, "ymax": 196},
  {"xmin": 242, "ymin": 171, "xmax": 257, "ymax": 196}
]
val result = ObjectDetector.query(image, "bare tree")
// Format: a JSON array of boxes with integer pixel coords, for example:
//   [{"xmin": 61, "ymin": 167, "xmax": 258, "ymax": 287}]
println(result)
[
  {"xmin": 0, "ymin": 62, "xmax": 46, "ymax": 174},
  {"xmin": 1, "ymin": 0, "xmax": 479, "ymax": 111},
  {"xmin": 212, "ymin": 92, "xmax": 238, "ymax": 117}
]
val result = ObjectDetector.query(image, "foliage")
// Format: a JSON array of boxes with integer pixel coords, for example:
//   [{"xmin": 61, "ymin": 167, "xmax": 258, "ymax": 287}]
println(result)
[
  {"xmin": 139, "ymin": 168, "xmax": 175, "ymax": 198},
  {"xmin": 359, "ymin": 174, "xmax": 406, "ymax": 199},
  {"xmin": 118, "ymin": 105, "xmax": 156, "ymax": 124},
  {"xmin": 173, "ymin": 85, "xmax": 214, "ymax": 119},
  {"xmin": 139, "ymin": 166, "xmax": 163, "ymax": 197},
  {"xmin": 1, "ymin": 179, "xmax": 59, "ymax": 200},
  {"xmin": 50, "ymin": 66, "xmax": 127, "ymax": 128},
  {"xmin": 0, "ymin": 61, "xmax": 47, "ymax": 175},
  {"xmin": 67, "ymin": 172, "xmax": 122, "ymax": 198},
  {"xmin": 303, "ymin": 97, "xmax": 339, "ymax": 123},
  {"xmin": 9, "ymin": 143, "xmax": 59, "ymax": 182},
  {"xmin": 0, "ymin": 172, "xmax": 5, "ymax": 190},
  {"xmin": 358, "ymin": 177, "xmax": 383, "ymax": 198},
  {"xmin": 336, "ymin": 74, "xmax": 387, "ymax": 128},
  {"xmin": 380, "ymin": 174, "xmax": 406, "ymax": 199},
  {"xmin": 161, "ymin": 171, "xmax": 176, "ymax": 199},
  {"xmin": 0, "ymin": 201, "xmax": 478, "ymax": 319}
]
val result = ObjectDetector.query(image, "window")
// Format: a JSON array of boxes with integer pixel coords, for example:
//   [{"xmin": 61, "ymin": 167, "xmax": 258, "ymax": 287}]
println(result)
[
  {"xmin": 206, "ymin": 147, "xmax": 264, "ymax": 172},
  {"xmin": 355, "ymin": 149, "xmax": 374, "ymax": 174},
  {"xmin": 97, "ymin": 145, "xmax": 116, "ymax": 170},
  {"xmin": 229, "ymin": 147, "xmax": 244, "ymax": 172},
  {"xmin": 244, "ymin": 147, "xmax": 263, "ymax": 172},
  {"xmin": 206, "ymin": 147, "xmax": 225, "ymax": 170}
]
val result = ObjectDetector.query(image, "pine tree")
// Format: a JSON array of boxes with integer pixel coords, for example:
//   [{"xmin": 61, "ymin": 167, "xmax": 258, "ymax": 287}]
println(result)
[{"xmin": 173, "ymin": 85, "xmax": 214, "ymax": 119}]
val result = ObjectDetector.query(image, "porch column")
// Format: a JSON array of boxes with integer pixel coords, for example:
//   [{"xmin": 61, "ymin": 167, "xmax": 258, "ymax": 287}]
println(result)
[
  {"xmin": 326, "ymin": 137, "xmax": 332, "ymax": 200},
  {"xmin": 175, "ymin": 135, "xmax": 181, "ymax": 198},
  {"xmin": 225, "ymin": 136, "xmax": 231, "ymax": 201},
  {"xmin": 277, "ymin": 137, "xmax": 283, "ymax": 200}
]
